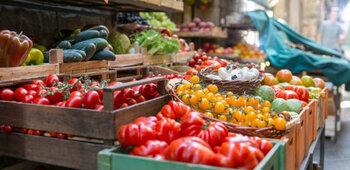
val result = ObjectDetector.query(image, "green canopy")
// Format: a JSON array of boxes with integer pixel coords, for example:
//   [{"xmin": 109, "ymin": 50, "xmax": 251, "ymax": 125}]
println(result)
[{"xmin": 246, "ymin": 10, "xmax": 350, "ymax": 88}]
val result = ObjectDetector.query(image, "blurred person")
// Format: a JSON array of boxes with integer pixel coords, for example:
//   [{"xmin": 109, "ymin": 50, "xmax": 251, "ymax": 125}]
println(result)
[{"xmin": 317, "ymin": 7, "xmax": 343, "ymax": 54}]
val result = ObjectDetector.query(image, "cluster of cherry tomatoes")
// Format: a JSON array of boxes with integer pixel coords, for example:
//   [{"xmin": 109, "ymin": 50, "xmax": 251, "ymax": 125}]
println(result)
[
  {"xmin": 151, "ymin": 73, "xmax": 184, "ymax": 80},
  {"xmin": 0, "ymin": 125, "xmax": 71, "ymax": 139},
  {"xmin": 175, "ymin": 76, "xmax": 288, "ymax": 130},
  {"xmin": 118, "ymin": 100, "xmax": 273, "ymax": 169},
  {"xmin": 0, "ymin": 74, "xmax": 162, "ymax": 111},
  {"xmin": 188, "ymin": 52, "xmax": 229, "ymax": 71}
]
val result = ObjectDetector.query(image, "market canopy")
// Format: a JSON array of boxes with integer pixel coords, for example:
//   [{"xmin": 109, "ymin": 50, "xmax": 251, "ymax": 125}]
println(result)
[{"xmin": 246, "ymin": 10, "xmax": 350, "ymax": 88}]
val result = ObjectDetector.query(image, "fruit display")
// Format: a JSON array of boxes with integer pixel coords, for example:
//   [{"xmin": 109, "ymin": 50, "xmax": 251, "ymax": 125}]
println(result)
[
  {"xmin": 233, "ymin": 42, "xmax": 265, "ymax": 59},
  {"xmin": 140, "ymin": 12, "xmax": 176, "ymax": 31},
  {"xmin": 262, "ymin": 69, "xmax": 325, "ymax": 99},
  {"xmin": 0, "ymin": 74, "xmax": 161, "ymax": 110},
  {"xmin": 198, "ymin": 42, "xmax": 237, "ymax": 55},
  {"xmin": 188, "ymin": 52, "xmax": 229, "ymax": 71},
  {"xmin": 175, "ymin": 75, "xmax": 294, "ymax": 130},
  {"xmin": 117, "ymin": 100, "xmax": 273, "ymax": 169},
  {"xmin": 0, "ymin": 30, "xmax": 33, "ymax": 67},
  {"xmin": 118, "ymin": 12, "xmax": 148, "ymax": 25},
  {"xmin": 131, "ymin": 30, "xmax": 182, "ymax": 55},
  {"xmin": 54, "ymin": 25, "xmax": 116, "ymax": 62},
  {"xmin": 179, "ymin": 17, "xmax": 215, "ymax": 32},
  {"xmin": 21, "ymin": 48, "xmax": 44, "ymax": 66}
]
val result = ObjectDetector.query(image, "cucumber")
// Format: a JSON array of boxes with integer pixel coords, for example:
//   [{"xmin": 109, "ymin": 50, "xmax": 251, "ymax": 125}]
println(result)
[
  {"xmin": 83, "ymin": 43, "xmax": 97, "ymax": 61},
  {"xmin": 63, "ymin": 49, "xmax": 84, "ymax": 62},
  {"xmin": 99, "ymin": 29, "xmax": 108, "ymax": 39},
  {"xmin": 75, "ymin": 30, "xmax": 100, "ymax": 42},
  {"xmin": 57, "ymin": 40, "xmax": 71, "ymax": 49},
  {"xmin": 87, "ymin": 25, "xmax": 109, "ymax": 34},
  {"xmin": 90, "ymin": 50, "xmax": 116, "ymax": 61},
  {"xmin": 72, "ymin": 38, "xmax": 108, "ymax": 51}
]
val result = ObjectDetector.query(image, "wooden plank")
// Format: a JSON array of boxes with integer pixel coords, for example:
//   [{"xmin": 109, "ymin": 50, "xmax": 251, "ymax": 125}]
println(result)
[
  {"xmin": 151, "ymin": 66, "xmax": 181, "ymax": 75},
  {"xmin": 109, "ymin": 54, "xmax": 143, "ymax": 67},
  {"xmin": 0, "ymin": 101, "xmax": 115, "ymax": 139},
  {"xmin": 171, "ymin": 52, "xmax": 194, "ymax": 63},
  {"xmin": 60, "ymin": 60, "xmax": 109, "ymax": 74},
  {"xmin": 0, "ymin": 64, "xmax": 59, "ymax": 81},
  {"xmin": 0, "ymin": 132, "xmax": 109, "ymax": 170}
]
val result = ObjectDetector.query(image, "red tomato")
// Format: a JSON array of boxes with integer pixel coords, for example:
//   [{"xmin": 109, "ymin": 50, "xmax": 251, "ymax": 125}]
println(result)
[
  {"xmin": 27, "ymin": 129, "xmax": 34, "ymax": 135},
  {"xmin": 141, "ymin": 83, "xmax": 157, "ymax": 99},
  {"xmin": 153, "ymin": 93, "xmax": 161, "ymax": 98},
  {"xmin": 165, "ymin": 137, "xmax": 215, "ymax": 165},
  {"xmin": 48, "ymin": 87, "xmax": 64, "ymax": 103},
  {"xmin": 186, "ymin": 69, "xmax": 198, "ymax": 76},
  {"xmin": 180, "ymin": 112, "xmax": 228, "ymax": 148},
  {"xmin": 36, "ymin": 89, "xmax": 47, "ymax": 97},
  {"xmin": 22, "ymin": 94, "xmax": 34, "ymax": 103},
  {"xmin": 124, "ymin": 88, "xmax": 135, "ymax": 98},
  {"xmin": 276, "ymin": 90, "xmax": 299, "ymax": 100},
  {"xmin": 27, "ymin": 84, "xmax": 39, "ymax": 91},
  {"xmin": 55, "ymin": 101, "xmax": 66, "ymax": 107},
  {"xmin": 157, "ymin": 101, "xmax": 191, "ymax": 120},
  {"xmin": 271, "ymin": 85, "xmax": 284, "ymax": 93},
  {"xmin": 285, "ymin": 85, "xmax": 298, "ymax": 92},
  {"xmin": 44, "ymin": 74, "xmax": 59, "ymax": 87},
  {"xmin": 114, "ymin": 90, "xmax": 126, "ymax": 103},
  {"xmin": 133, "ymin": 116, "xmax": 158, "ymax": 129},
  {"xmin": 56, "ymin": 133, "xmax": 67, "ymax": 139},
  {"xmin": 69, "ymin": 91, "xmax": 83, "ymax": 98},
  {"xmin": 33, "ymin": 79, "xmax": 45, "ymax": 87},
  {"xmin": 66, "ymin": 97, "xmax": 82, "ymax": 108},
  {"xmin": 118, "ymin": 103, "xmax": 129, "ymax": 109},
  {"xmin": 117, "ymin": 123, "xmax": 155, "ymax": 148},
  {"xmin": 33, "ymin": 97, "xmax": 50, "ymax": 105},
  {"xmin": 0, "ymin": 124, "xmax": 4, "ymax": 131},
  {"xmin": 155, "ymin": 118, "xmax": 181, "ymax": 143},
  {"xmin": 97, "ymin": 90, "xmax": 103, "ymax": 100},
  {"xmin": 161, "ymin": 29, "xmax": 171, "ymax": 36},
  {"xmin": 83, "ymin": 90, "xmax": 100, "ymax": 109},
  {"xmin": 3, "ymin": 125, "xmax": 13, "ymax": 132},
  {"xmin": 49, "ymin": 132, "xmax": 57, "ymax": 137},
  {"xmin": 296, "ymin": 86, "xmax": 309, "ymax": 102},
  {"xmin": 126, "ymin": 98, "xmax": 137, "ymax": 106},
  {"xmin": 193, "ymin": 54, "xmax": 201, "ymax": 61},
  {"xmin": 302, "ymin": 101, "xmax": 308, "ymax": 107},
  {"xmin": 136, "ymin": 95, "xmax": 146, "ymax": 103},
  {"xmin": 68, "ymin": 78, "xmax": 83, "ymax": 92},
  {"xmin": 189, "ymin": 59, "xmax": 196, "ymax": 67},
  {"xmin": 0, "ymin": 88, "xmax": 14, "ymax": 101},
  {"xmin": 20, "ymin": 128, "xmax": 28, "ymax": 134},
  {"xmin": 34, "ymin": 130, "xmax": 43, "ymax": 136},
  {"xmin": 28, "ymin": 90, "xmax": 37, "ymax": 97},
  {"xmin": 223, "ymin": 135, "xmax": 259, "ymax": 148},
  {"xmin": 129, "ymin": 140, "xmax": 168, "ymax": 160},
  {"xmin": 15, "ymin": 87, "xmax": 28, "ymax": 101},
  {"xmin": 94, "ymin": 105, "xmax": 104, "ymax": 111},
  {"xmin": 249, "ymin": 137, "xmax": 273, "ymax": 155}
]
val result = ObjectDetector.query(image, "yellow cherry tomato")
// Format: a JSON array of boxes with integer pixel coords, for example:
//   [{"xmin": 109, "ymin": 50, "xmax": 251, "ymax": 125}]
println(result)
[
  {"xmin": 224, "ymin": 108, "xmax": 233, "ymax": 114},
  {"xmin": 190, "ymin": 95, "xmax": 198, "ymax": 106},
  {"xmin": 267, "ymin": 118, "xmax": 275, "ymax": 127},
  {"xmin": 176, "ymin": 90, "xmax": 183, "ymax": 95},
  {"xmin": 244, "ymin": 106, "xmax": 255, "ymax": 113},
  {"xmin": 193, "ymin": 84, "xmax": 202, "ymax": 90},
  {"xmin": 208, "ymin": 84, "xmax": 218, "ymax": 93},
  {"xmin": 274, "ymin": 117, "xmax": 286, "ymax": 130},
  {"xmin": 218, "ymin": 115, "xmax": 228, "ymax": 122},
  {"xmin": 262, "ymin": 107, "xmax": 270, "ymax": 113},
  {"xmin": 183, "ymin": 82, "xmax": 192, "ymax": 90},
  {"xmin": 247, "ymin": 98, "xmax": 255, "ymax": 106},
  {"xmin": 264, "ymin": 113, "xmax": 272, "ymax": 119},
  {"xmin": 194, "ymin": 90, "xmax": 205, "ymax": 99},
  {"xmin": 227, "ymin": 92, "xmax": 234, "ymax": 96},
  {"xmin": 262, "ymin": 101, "xmax": 271, "ymax": 108},
  {"xmin": 205, "ymin": 112, "xmax": 214, "ymax": 118},
  {"xmin": 246, "ymin": 112, "xmax": 256, "ymax": 122},
  {"xmin": 216, "ymin": 96, "xmax": 225, "ymax": 102},
  {"xmin": 190, "ymin": 75, "xmax": 200, "ymax": 84},
  {"xmin": 214, "ymin": 102, "xmax": 225, "ymax": 113},
  {"xmin": 199, "ymin": 98, "xmax": 210, "ymax": 110},
  {"xmin": 182, "ymin": 94, "xmax": 190, "ymax": 104},
  {"xmin": 205, "ymin": 92, "xmax": 215, "ymax": 101},
  {"xmin": 202, "ymin": 88, "xmax": 209, "ymax": 94},
  {"xmin": 257, "ymin": 120, "xmax": 267, "ymax": 128},
  {"xmin": 188, "ymin": 90, "xmax": 194, "ymax": 95},
  {"xmin": 234, "ymin": 110, "xmax": 245, "ymax": 122},
  {"xmin": 176, "ymin": 84, "xmax": 184, "ymax": 92}
]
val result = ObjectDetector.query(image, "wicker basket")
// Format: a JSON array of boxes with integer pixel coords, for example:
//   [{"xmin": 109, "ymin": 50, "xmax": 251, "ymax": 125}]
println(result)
[
  {"xmin": 166, "ymin": 79, "xmax": 299, "ymax": 139},
  {"xmin": 197, "ymin": 67, "xmax": 264, "ymax": 95}
]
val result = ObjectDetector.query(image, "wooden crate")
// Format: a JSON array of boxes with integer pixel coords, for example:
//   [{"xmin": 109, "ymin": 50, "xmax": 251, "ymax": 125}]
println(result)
[
  {"xmin": 111, "ymin": 66, "xmax": 150, "ymax": 82},
  {"xmin": 170, "ymin": 51, "xmax": 194, "ymax": 64},
  {"xmin": 0, "ymin": 64, "xmax": 59, "ymax": 82},
  {"xmin": 109, "ymin": 54, "xmax": 143, "ymax": 68},
  {"xmin": 98, "ymin": 141, "xmax": 284, "ymax": 170},
  {"xmin": 49, "ymin": 49, "xmax": 109, "ymax": 74},
  {"xmin": 151, "ymin": 66, "xmax": 182, "ymax": 75},
  {"xmin": 0, "ymin": 76, "xmax": 170, "ymax": 169}
]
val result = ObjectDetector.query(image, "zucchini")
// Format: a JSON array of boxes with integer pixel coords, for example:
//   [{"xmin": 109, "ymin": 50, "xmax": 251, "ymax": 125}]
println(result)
[
  {"xmin": 87, "ymin": 25, "xmax": 109, "ymax": 34},
  {"xmin": 99, "ymin": 29, "xmax": 108, "ymax": 39},
  {"xmin": 72, "ymin": 38, "xmax": 108, "ymax": 51},
  {"xmin": 83, "ymin": 43, "xmax": 97, "ymax": 61},
  {"xmin": 75, "ymin": 30, "xmax": 99, "ymax": 42},
  {"xmin": 57, "ymin": 40, "xmax": 71, "ymax": 49},
  {"xmin": 63, "ymin": 49, "xmax": 84, "ymax": 62},
  {"xmin": 90, "ymin": 50, "xmax": 116, "ymax": 61}
]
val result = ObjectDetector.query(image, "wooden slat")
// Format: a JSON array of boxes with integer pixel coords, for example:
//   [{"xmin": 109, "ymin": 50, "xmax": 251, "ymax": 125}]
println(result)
[
  {"xmin": 0, "ymin": 64, "xmax": 59, "ymax": 81},
  {"xmin": 0, "ymin": 132, "xmax": 109, "ymax": 170},
  {"xmin": 60, "ymin": 60, "xmax": 109, "ymax": 74},
  {"xmin": 109, "ymin": 54, "xmax": 143, "ymax": 67},
  {"xmin": 171, "ymin": 52, "xmax": 194, "ymax": 64}
]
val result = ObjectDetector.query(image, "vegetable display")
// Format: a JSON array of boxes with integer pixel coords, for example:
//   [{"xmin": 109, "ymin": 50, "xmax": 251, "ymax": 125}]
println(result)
[
  {"xmin": 131, "ymin": 30, "xmax": 181, "ymax": 55},
  {"xmin": 117, "ymin": 100, "xmax": 273, "ymax": 169},
  {"xmin": 140, "ymin": 12, "xmax": 176, "ymax": 31},
  {"xmin": 55, "ymin": 25, "xmax": 115, "ymax": 62},
  {"xmin": 0, "ymin": 30, "xmax": 33, "ymax": 67}
]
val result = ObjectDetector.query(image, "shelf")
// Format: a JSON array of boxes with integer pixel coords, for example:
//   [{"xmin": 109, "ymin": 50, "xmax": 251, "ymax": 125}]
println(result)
[
  {"xmin": 177, "ymin": 27, "xmax": 227, "ymax": 39},
  {"xmin": 207, "ymin": 53, "xmax": 239, "ymax": 60},
  {"xmin": 300, "ymin": 128, "xmax": 325, "ymax": 170},
  {"xmin": 0, "ymin": 0, "xmax": 183, "ymax": 14},
  {"xmin": 226, "ymin": 24, "xmax": 256, "ymax": 31},
  {"xmin": 117, "ymin": 23, "xmax": 179, "ymax": 33}
]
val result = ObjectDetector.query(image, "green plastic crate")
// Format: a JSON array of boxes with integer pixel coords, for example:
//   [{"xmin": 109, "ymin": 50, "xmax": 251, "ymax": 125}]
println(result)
[{"xmin": 98, "ymin": 142, "xmax": 284, "ymax": 170}]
